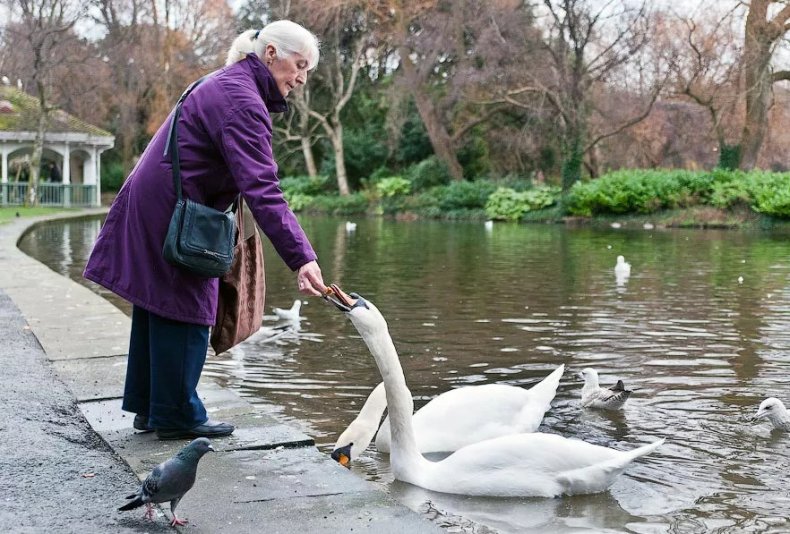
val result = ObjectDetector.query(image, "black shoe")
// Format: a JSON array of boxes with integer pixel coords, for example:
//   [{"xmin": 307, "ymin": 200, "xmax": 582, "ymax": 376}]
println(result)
[
  {"xmin": 133, "ymin": 414, "xmax": 153, "ymax": 433},
  {"xmin": 156, "ymin": 419, "xmax": 235, "ymax": 440}
]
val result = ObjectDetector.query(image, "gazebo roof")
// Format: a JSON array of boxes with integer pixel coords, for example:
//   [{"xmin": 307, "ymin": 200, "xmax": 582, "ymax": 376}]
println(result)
[{"xmin": 0, "ymin": 86, "xmax": 112, "ymax": 137}]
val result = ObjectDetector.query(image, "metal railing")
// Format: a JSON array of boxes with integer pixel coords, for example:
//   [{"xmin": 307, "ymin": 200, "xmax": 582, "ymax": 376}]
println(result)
[{"xmin": 0, "ymin": 182, "xmax": 97, "ymax": 207}]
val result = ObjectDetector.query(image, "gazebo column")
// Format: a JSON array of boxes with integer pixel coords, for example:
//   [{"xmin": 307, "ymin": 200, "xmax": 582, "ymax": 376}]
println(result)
[
  {"xmin": 94, "ymin": 147, "xmax": 105, "ymax": 206},
  {"xmin": 1, "ymin": 145, "xmax": 7, "ymax": 205},
  {"xmin": 62, "ymin": 143, "xmax": 71, "ymax": 207}
]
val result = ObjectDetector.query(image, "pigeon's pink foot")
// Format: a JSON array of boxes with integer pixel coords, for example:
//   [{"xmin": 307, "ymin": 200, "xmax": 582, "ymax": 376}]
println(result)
[
  {"xmin": 170, "ymin": 515, "xmax": 188, "ymax": 527},
  {"xmin": 143, "ymin": 503, "xmax": 156, "ymax": 521}
]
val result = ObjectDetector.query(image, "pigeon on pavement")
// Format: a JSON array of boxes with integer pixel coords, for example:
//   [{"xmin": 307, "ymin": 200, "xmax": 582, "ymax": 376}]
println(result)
[{"xmin": 119, "ymin": 437, "xmax": 214, "ymax": 526}]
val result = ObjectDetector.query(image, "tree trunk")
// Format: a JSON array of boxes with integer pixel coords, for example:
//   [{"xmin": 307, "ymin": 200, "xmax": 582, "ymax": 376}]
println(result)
[
  {"xmin": 739, "ymin": 12, "xmax": 774, "ymax": 170},
  {"xmin": 301, "ymin": 137, "xmax": 317, "ymax": 177},
  {"xmin": 738, "ymin": 0, "xmax": 790, "ymax": 170},
  {"xmin": 28, "ymin": 113, "xmax": 46, "ymax": 206},
  {"xmin": 297, "ymin": 94, "xmax": 317, "ymax": 177},
  {"xmin": 29, "ymin": 81, "xmax": 50, "ymax": 207},
  {"xmin": 331, "ymin": 118, "xmax": 350, "ymax": 195},
  {"xmin": 399, "ymin": 47, "xmax": 464, "ymax": 181}
]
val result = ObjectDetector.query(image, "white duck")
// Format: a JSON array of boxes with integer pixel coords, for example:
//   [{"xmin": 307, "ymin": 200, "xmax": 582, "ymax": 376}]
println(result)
[
  {"xmin": 579, "ymin": 368, "xmax": 632, "ymax": 410},
  {"xmin": 325, "ymin": 287, "xmax": 664, "ymax": 497},
  {"xmin": 614, "ymin": 255, "xmax": 631, "ymax": 278},
  {"xmin": 273, "ymin": 300, "xmax": 301, "ymax": 322},
  {"xmin": 332, "ymin": 364, "xmax": 565, "ymax": 464},
  {"xmin": 753, "ymin": 397, "xmax": 790, "ymax": 431}
]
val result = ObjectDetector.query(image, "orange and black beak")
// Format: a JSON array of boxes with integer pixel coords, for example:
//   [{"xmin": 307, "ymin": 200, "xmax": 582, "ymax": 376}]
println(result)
[
  {"xmin": 331, "ymin": 443, "xmax": 353, "ymax": 468},
  {"xmin": 322, "ymin": 284, "xmax": 355, "ymax": 312}
]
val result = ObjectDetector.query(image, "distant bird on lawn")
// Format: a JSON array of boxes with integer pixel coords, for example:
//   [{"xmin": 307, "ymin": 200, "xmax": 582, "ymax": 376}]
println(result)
[
  {"xmin": 119, "ymin": 437, "xmax": 213, "ymax": 527},
  {"xmin": 579, "ymin": 368, "xmax": 632, "ymax": 410},
  {"xmin": 753, "ymin": 397, "xmax": 790, "ymax": 431},
  {"xmin": 273, "ymin": 299, "xmax": 302, "ymax": 322}
]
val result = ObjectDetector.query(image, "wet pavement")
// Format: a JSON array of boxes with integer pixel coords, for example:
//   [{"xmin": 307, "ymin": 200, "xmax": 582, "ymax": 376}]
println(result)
[{"xmin": 0, "ymin": 211, "xmax": 442, "ymax": 533}]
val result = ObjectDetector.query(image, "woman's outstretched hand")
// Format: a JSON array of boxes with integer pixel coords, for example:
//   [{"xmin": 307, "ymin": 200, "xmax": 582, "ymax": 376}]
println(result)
[{"xmin": 296, "ymin": 260, "xmax": 326, "ymax": 296}]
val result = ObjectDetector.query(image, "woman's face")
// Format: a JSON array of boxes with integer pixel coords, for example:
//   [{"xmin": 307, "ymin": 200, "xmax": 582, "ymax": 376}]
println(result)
[{"xmin": 264, "ymin": 44, "xmax": 309, "ymax": 98}]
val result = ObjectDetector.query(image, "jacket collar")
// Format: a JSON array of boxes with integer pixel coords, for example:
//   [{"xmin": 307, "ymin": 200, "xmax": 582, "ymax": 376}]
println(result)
[{"xmin": 246, "ymin": 53, "xmax": 288, "ymax": 114}]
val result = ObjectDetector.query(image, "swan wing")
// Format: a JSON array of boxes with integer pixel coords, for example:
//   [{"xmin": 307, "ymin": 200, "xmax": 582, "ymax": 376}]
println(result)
[
  {"xmin": 414, "ymin": 433, "xmax": 661, "ymax": 497},
  {"xmin": 516, "ymin": 364, "xmax": 564, "ymax": 432},
  {"xmin": 376, "ymin": 384, "xmax": 531, "ymax": 453}
]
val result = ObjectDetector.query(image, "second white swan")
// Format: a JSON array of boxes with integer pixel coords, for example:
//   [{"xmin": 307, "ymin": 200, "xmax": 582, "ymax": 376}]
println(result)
[{"xmin": 332, "ymin": 364, "xmax": 564, "ymax": 463}]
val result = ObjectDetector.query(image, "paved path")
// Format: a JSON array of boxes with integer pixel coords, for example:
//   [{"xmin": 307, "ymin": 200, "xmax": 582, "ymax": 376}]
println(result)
[{"xmin": 0, "ymin": 211, "xmax": 442, "ymax": 533}]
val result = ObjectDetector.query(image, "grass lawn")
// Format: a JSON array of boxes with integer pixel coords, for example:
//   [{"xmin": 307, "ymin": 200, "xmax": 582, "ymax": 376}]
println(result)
[{"xmin": 0, "ymin": 206, "xmax": 77, "ymax": 225}]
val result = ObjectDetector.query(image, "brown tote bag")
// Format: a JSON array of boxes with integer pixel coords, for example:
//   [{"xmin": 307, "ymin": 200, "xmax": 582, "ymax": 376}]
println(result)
[{"xmin": 210, "ymin": 199, "xmax": 265, "ymax": 354}]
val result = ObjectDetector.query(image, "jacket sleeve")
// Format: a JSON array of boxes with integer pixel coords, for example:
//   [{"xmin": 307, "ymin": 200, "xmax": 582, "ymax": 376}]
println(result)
[{"xmin": 217, "ymin": 106, "xmax": 317, "ymax": 271}]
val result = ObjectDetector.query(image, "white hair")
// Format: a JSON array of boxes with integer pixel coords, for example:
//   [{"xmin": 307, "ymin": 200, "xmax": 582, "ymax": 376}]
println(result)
[{"xmin": 225, "ymin": 20, "xmax": 320, "ymax": 69}]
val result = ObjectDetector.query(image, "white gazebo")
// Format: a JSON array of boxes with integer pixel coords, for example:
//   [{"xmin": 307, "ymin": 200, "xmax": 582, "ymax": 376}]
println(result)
[{"xmin": 0, "ymin": 85, "xmax": 115, "ymax": 207}]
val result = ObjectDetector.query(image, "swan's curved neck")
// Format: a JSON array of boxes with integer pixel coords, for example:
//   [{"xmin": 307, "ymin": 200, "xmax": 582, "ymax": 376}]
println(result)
[
  {"xmin": 360, "ymin": 327, "xmax": 430, "ymax": 478},
  {"xmin": 357, "ymin": 382, "xmax": 387, "ymax": 423}
]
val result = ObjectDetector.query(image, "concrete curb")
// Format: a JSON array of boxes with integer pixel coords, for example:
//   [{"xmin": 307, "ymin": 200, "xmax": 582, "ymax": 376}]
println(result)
[{"xmin": 0, "ymin": 210, "xmax": 442, "ymax": 533}]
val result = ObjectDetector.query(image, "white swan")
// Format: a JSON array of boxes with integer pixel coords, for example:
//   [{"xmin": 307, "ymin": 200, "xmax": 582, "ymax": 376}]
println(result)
[
  {"xmin": 579, "ymin": 368, "xmax": 632, "ymax": 410},
  {"xmin": 614, "ymin": 255, "xmax": 631, "ymax": 278},
  {"xmin": 332, "ymin": 364, "xmax": 565, "ymax": 464},
  {"xmin": 345, "ymin": 221, "xmax": 357, "ymax": 233},
  {"xmin": 326, "ymin": 288, "xmax": 664, "ymax": 497},
  {"xmin": 273, "ymin": 300, "xmax": 301, "ymax": 322},
  {"xmin": 754, "ymin": 397, "xmax": 790, "ymax": 431}
]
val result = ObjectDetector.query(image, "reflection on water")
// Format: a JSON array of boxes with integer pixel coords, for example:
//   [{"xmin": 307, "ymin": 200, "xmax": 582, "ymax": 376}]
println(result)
[{"xmin": 19, "ymin": 216, "xmax": 790, "ymax": 534}]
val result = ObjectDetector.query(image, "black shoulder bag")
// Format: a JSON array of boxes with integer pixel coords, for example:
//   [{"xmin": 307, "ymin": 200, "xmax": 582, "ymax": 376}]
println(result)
[{"xmin": 162, "ymin": 77, "xmax": 238, "ymax": 278}]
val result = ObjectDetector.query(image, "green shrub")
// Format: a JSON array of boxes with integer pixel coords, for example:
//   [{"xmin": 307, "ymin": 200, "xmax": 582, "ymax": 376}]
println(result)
[
  {"xmin": 284, "ymin": 192, "xmax": 314, "ymax": 212},
  {"xmin": 718, "ymin": 144, "xmax": 741, "ymax": 170},
  {"xmin": 431, "ymin": 180, "xmax": 497, "ymax": 211},
  {"xmin": 375, "ymin": 176, "xmax": 412, "ymax": 214},
  {"xmin": 405, "ymin": 156, "xmax": 452, "ymax": 191},
  {"xmin": 376, "ymin": 176, "xmax": 411, "ymax": 197},
  {"xmin": 565, "ymin": 170, "xmax": 716, "ymax": 215},
  {"xmin": 310, "ymin": 193, "xmax": 369, "ymax": 215},
  {"xmin": 750, "ymin": 172, "xmax": 790, "ymax": 217},
  {"xmin": 101, "ymin": 161, "xmax": 126, "ymax": 192},
  {"xmin": 485, "ymin": 186, "xmax": 560, "ymax": 221},
  {"xmin": 280, "ymin": 175, "xmax": 333, "ymax": 196}
]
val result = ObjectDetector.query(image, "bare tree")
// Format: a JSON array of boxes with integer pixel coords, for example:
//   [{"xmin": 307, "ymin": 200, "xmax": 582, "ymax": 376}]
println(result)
[
  {"xmin": 2, "ymin": 0, "xmax": 86, "ymax": 205},
  {"xmin": 275, "ymin": 85, "xmax": 324, "ymax": 177},
  {"xmin": 738, "ymin": 0, "xmax": 790, "ymax": 169},
  {"xmin": 493, "ymin": 0, "xmax": 658, "ymax": 190},
  {"xmin": 288, "ymin": 2, "xmax": 370, "ymax": 194},
  {"xmin": 388, "ymin": 0, "xmax": 513, "ymax": 181},
  {"xmin": 665, "ymin": 4, "xmax": 742, "ymax": 167}
]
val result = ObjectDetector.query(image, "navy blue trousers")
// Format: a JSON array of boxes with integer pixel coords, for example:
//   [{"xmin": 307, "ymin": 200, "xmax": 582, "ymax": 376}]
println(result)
[{"xmin": 122, "ymin": 306, "xmax": 209, "ymax": 429}]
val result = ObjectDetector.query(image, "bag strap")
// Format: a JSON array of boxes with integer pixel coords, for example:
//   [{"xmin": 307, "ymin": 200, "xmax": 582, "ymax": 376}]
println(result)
[{"xmin": 164, "ymin": 76, "xmax": 239, "ymax": 212}]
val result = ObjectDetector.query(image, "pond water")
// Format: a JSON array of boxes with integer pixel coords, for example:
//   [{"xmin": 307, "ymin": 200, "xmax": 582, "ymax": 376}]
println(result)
[{"xmin": 19, "ymin": 215, "xmax": 790, "ymax": 534}]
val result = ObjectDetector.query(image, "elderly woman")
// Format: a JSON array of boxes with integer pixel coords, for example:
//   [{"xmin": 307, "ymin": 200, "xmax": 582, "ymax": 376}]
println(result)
[{"xmin": 84, "ymin": 20, "xmax": 326, "ymax": 440}]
